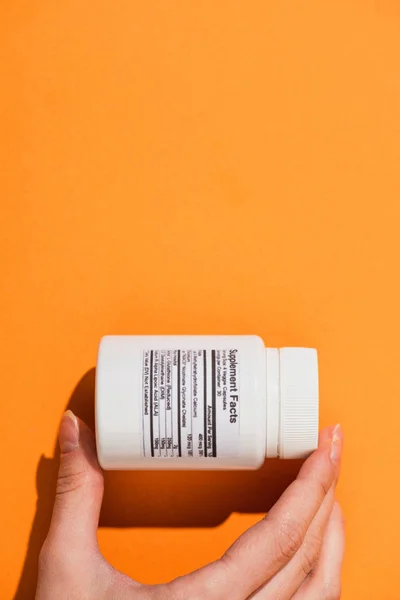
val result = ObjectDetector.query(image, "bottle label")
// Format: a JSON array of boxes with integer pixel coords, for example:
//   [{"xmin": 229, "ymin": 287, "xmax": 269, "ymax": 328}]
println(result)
[{"xmin": 141, "ymin": 349, "xmax": 240, "ymax": 458}]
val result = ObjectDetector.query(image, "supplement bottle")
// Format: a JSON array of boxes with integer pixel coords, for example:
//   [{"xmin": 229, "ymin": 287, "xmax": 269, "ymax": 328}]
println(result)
[{"xmin": 96, "ymin": 335, "xmax": 318, "ymax": 470}]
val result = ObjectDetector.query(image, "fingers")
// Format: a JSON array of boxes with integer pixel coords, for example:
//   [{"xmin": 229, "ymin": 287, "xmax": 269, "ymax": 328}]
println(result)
[
  {"xmin": 44, "ymin": 411, "xmax": 104, "ymax": 554},
  {"xmin": 292, "ymin": 502, "xmax": 345, "ymax": 599},
  {"xmin": 249, "ymin": 426, "xmax": 343, "ymax": 599},
  {"xmin": 177, "ymin": 425, "xmax": 342, "ymax": 600},
  {"xmin": 249, "ymin": 485, "xmax": 337, "ymax": 599}
]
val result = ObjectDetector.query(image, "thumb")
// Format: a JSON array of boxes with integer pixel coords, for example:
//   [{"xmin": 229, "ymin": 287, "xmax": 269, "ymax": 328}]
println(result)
[{"xmin": 47, "ymin": 410, "xmax": 104, "ymax": 553}]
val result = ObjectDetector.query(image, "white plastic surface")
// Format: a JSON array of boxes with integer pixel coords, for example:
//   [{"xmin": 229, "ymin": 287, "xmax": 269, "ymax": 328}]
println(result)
[
  {"xmin": 95, "ymin": 336, "xmax": 319, "ymax": 470},
  {"xmin": 96, "ymin": 335, "xmax": 267, "ymax": 470},
  {"xmin": 279, "ymin": 348, "xmax": 319, "ymax": 459},
  {"xmin": 266, "ymin": 348, "xmax": 280, "ymax": 458}
]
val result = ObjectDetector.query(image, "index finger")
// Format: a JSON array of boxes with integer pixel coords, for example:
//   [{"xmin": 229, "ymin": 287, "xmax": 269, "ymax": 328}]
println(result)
[{"xmin": 181, "ymin": 425, "xmax": 342, "ymax": 600}]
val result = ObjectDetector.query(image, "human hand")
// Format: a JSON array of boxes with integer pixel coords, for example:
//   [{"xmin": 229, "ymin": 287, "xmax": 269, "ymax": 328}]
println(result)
[{"xmin": 36, "ymin": 412, "xmax": 344, "ymax": 600}]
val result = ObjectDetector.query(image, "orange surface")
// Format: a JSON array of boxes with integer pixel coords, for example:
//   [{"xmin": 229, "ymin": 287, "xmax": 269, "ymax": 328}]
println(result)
[{"xmin": 1, "ymin": 1, "xmax": 400, "ymax": 598}]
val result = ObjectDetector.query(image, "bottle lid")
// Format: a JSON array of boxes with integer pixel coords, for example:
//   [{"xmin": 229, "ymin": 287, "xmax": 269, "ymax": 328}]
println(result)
[{"xmin": 279, "ymin": 348, "xmax": 319, "ymax": 459}]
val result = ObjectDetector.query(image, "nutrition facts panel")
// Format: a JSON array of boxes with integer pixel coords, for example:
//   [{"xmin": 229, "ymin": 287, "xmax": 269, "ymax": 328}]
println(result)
[{"xmin": 141, "ymin": 349, "xmax": 240, "ymax": 459}]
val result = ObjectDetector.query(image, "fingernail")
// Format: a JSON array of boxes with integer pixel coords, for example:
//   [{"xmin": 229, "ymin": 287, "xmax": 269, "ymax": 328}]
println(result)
[
  {"xmin": 59, "ymin": 410, "xmax": 79, "ymax": 453},
  {"xmin": 330, "ymin": 424, "xmax": 343, "ymax": 466}
]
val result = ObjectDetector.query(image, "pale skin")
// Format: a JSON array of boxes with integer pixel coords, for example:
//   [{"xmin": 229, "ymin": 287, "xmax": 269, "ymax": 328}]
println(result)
[{"xmin": 36, "ymin": 412, "xmax": 344, "ymax": 600}]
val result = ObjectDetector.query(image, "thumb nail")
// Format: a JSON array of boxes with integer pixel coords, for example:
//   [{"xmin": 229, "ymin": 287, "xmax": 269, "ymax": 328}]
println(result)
[
  {"xmin": 330, "ymin": 424, "xmax": 343, "ymax": 466},
  {"xmin": 59, "ymin": 410, "xmax": 79, "ymax": 453}
]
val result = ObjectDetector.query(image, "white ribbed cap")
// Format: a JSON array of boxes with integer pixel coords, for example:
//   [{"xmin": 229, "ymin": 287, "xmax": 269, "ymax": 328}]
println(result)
[{"xmin": 278, "ymin": 348, "xmax": 319, "ymax": 459}]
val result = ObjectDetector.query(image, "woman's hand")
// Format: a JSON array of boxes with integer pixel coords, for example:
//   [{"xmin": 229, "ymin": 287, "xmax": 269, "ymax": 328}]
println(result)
[{"xmin": 36, "ymin": 412, "xmax": 344, "ymax": 599}]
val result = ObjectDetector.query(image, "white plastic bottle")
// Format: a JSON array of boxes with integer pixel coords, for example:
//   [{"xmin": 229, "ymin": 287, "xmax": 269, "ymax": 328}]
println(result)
[{"xmin": 96, "ymin": 335, "xmax": 319, "ymax": 470}]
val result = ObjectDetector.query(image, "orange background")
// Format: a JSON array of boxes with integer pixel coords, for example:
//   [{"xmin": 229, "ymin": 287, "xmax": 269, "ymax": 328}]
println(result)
[{"xmin": 1, "ymin": 1, "xmax": 400, "ymax": 598}]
